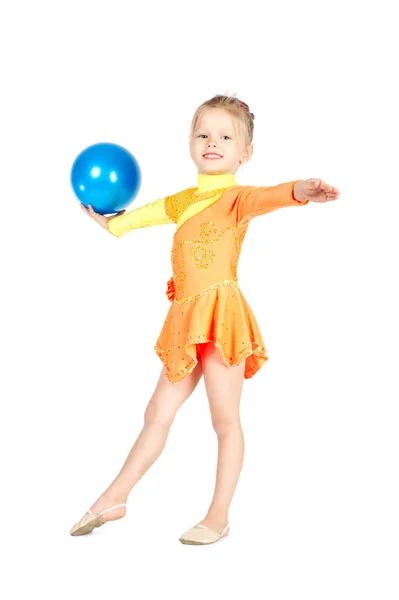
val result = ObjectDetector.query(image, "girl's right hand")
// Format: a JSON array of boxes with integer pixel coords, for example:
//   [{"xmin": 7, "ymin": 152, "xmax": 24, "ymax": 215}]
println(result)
[{"xmin": 80, "ymin": 203, "xmax": 126, "ymax": 230}]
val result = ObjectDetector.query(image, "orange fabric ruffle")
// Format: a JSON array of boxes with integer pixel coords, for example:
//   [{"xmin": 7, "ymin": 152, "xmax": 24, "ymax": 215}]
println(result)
[{"xmin": 155, "ymin": 283, "xmax": 268, "ymax": 384}]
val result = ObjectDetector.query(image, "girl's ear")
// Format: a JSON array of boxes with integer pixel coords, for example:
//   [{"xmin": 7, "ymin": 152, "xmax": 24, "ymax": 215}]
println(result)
[{"xmin": 240, "ymin": 144, "xmax": 254, "ymax": 164}]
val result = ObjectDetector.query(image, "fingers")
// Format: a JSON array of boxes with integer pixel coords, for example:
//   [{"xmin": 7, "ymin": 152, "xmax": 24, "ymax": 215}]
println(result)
[
  {"xmin": 305, "ymin": 179, "xmax": 340, "ymax": 203},
  {"xmin": 309, "ymin": 179, "xmax": 339, "ymax": 194},
  {"xmin": 317, "ymin": 180, "xmax": 331, "ymax": 192},
  {"xmin": 326, "ymin": 191, "xmax": 340, "ymax": 201},
  {"xmin": 80, "ymin": 203, "xmax": 97, "ymax": 217},
  {"xmin": 321, "ymin": 181, "xmax": 339, "ymax": 194},
  {"xmin": 80, "ymin": 203, "xmax": 125, "ymax": 217},
  {"xmin": 80, "ymin": 203, "xmax": 91, "ymax": 216}
]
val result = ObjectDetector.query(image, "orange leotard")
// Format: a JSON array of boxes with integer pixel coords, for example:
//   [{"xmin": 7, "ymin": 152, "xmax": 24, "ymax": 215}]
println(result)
[{"xmin": 107, "ymin": 173, "xmax": 309, "ymax": 384}]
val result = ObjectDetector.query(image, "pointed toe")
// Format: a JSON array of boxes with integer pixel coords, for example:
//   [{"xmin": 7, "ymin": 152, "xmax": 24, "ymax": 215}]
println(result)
[
  {"xmin": 70, "ymin": 512, "xmax": 100, "ymax": 536},
  {"xmin": 69, "ymin": 502, "xmax": 127, "ymax": 536}
]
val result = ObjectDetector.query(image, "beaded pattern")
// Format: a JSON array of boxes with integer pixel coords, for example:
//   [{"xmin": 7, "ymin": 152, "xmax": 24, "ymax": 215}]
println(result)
[
  {"xmin": 164, "ymin": 187, "xmax": 230, "ymax": 223},
  {"xmin": 157, "ymin": 182, "xmax": 270, "ymax": 385},
  {"xmin": 172, "ymin": 221, "xmax": 242, "ymax": 293},
  {"xmin": 155, "ymin": 178, "xmax": 310, "ymax": 385},
  {"xmin": 154, "ymin": 278, "xmax": 268, "ymax": 384},
  {"xmin": 198, "ymin": 221, "xmax": 218, "ymax": 243},
  {"xmin": 154, "ymin": 335, "xmax": 267, "ymax": 385},
  {"xmin": 189, "ymin": 243, "xmax": 215, "ymax": 269},
  {"xmin": 174, "ymin": 280, "xmax": 239, "ymax": 305},
  {"xmin": 171, "ymin": 241, "xmax": 186, "ymax": 293}
]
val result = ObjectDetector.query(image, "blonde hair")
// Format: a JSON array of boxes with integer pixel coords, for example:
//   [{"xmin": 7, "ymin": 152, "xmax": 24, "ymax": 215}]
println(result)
[{"xmin": 190, "ymin": 94, "xmax": 255, "ymax": 146}]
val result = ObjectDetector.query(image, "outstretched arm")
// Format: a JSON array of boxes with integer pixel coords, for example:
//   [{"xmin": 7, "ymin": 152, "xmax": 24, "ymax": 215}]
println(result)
[
  {"xmin": 227, "ymin": 180, "xmax": 309, "ymax": 227},
  {"xmin": 223, "ymin": 178, "xmax": 339, "ymax": 227}
]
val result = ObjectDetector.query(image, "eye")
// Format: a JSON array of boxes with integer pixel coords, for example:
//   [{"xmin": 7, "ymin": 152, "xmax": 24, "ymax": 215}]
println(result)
[{"xmin": 197, "ymin": 134, "xmax": 231, "ymax": 139}]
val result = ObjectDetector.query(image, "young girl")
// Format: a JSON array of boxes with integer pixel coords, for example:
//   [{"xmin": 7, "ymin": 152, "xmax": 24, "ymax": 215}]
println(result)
[{"xmin": 71, "ymin": 94, "xmax": 340, "ymax": 545}]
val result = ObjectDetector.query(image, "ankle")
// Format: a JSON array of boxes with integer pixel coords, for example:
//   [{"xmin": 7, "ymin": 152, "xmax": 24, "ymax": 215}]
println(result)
[
  {"xmin": 206, "ymin": 507, "xmax": 229, "ymax": 522},
  {"xmin": 102, "ymin": 488, "xmax": 128, "ymax": 505}
]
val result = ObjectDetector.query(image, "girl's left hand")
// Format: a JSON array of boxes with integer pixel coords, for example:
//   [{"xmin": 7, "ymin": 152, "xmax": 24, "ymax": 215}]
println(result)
[
  {"xmin": 295, "ymin": 179, "xmax": 340, "ymax": 203},
  {"xmin": 80, "ymin": 203, "xmax": 126, "ymax": 230}
]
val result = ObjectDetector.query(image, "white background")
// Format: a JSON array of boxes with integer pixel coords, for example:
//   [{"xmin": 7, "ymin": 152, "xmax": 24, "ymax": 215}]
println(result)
[{"xmin": 1, "ymin": 0, "xmax": 398, "ymax": 598}]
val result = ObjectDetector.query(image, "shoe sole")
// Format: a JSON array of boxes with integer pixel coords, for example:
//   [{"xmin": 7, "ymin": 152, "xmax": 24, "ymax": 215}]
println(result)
[{"xmin": 179, "ymin": 532, "xmax": 229, "ymax": 545}]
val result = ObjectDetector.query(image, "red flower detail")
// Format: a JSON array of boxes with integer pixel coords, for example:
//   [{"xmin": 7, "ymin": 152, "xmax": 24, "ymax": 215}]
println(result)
[
  {"xmin": 166, "ymin": 277, "xmax": 175, "ymax": 302},
  {"xmin": 237, "ymin": 99, "xmax": 255, "ymax": 120}
]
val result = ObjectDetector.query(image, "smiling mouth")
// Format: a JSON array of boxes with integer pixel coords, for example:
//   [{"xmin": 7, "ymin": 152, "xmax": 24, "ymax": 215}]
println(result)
[{"xmin": 203, "ymin": 153, "xmax": 223, "ymax": 159}]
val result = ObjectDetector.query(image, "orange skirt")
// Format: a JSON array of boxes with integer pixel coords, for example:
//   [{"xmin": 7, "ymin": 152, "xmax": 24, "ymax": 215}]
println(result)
[{"xmin": 154, "ymin": 280, "xmax": 268, "ymax": 384}]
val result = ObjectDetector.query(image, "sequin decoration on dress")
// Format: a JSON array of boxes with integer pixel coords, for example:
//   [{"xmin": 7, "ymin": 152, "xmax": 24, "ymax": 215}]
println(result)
[
  {"xmin": 155, "ymin": 280, "xmax": 268, "ymax": 384},
  {"xmin": 154, "ymin": 175, "xmax": 309, "ymax": 385}
]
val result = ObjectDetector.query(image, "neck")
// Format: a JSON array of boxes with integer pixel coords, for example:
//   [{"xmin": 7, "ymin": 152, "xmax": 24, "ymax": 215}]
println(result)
[{"xmin": 197, "ymin": 172, "xmax": 237, "ymax": 193}]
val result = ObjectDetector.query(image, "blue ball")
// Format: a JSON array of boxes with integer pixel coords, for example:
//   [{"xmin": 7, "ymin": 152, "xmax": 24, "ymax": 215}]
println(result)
[{"xmin": 71, "ymin": 142, "xmax": 141, "ymax": 215}]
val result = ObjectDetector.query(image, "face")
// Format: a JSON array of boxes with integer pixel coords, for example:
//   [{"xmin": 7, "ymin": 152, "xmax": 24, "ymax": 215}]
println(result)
[{"xmin": 190, "ymin": 107, "xmax": 253, "ymax": 175}]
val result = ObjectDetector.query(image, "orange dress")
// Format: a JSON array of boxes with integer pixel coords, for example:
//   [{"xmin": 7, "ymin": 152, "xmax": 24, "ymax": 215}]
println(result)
[{"xmin": 107, "ymin": 173, "xmax": 310, "ymax": 384}]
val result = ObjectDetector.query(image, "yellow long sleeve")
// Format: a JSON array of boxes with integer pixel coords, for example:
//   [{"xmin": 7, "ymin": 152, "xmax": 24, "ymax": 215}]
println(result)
[{"xmin": 107, "ymin": 197, "xmax": 174, "ymax": 237}]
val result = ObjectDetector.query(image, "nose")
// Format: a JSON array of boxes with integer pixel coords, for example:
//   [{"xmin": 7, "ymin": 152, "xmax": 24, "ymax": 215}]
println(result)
[{"xmin": 207, "ymin": 139, "xmax": 217, "ymax": 147}]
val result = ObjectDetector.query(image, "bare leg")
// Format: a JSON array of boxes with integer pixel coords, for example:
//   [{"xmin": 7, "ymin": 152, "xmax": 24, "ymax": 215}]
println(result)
[
  {"xmin": 89, "ymin": 360, "xmax": 203, "ymax": 523},
  {"xmin": 197, "ymin": 342, "xmax": 245, "ymax": 534}
]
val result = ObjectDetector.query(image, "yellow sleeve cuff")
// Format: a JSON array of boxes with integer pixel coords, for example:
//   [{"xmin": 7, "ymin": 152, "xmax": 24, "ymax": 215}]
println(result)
[{"xmin": 107, "ymin": 197, "xmax": 174, "ymax": 237}]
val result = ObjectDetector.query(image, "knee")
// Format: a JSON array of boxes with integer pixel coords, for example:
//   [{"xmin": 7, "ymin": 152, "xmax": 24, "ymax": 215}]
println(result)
[{"xmin": 211, "ymin": 418, "xmax": 242, "ymax": 437}]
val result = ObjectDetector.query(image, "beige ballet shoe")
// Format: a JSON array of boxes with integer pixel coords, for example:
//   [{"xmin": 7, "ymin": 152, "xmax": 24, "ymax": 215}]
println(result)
[
  {"xmin": 70, "ymin": 503, "xmax": 127, "ymax": 536},
  {"xmin": 179, "ymin": 522, "xmax": 230, "ymax": 545}
]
